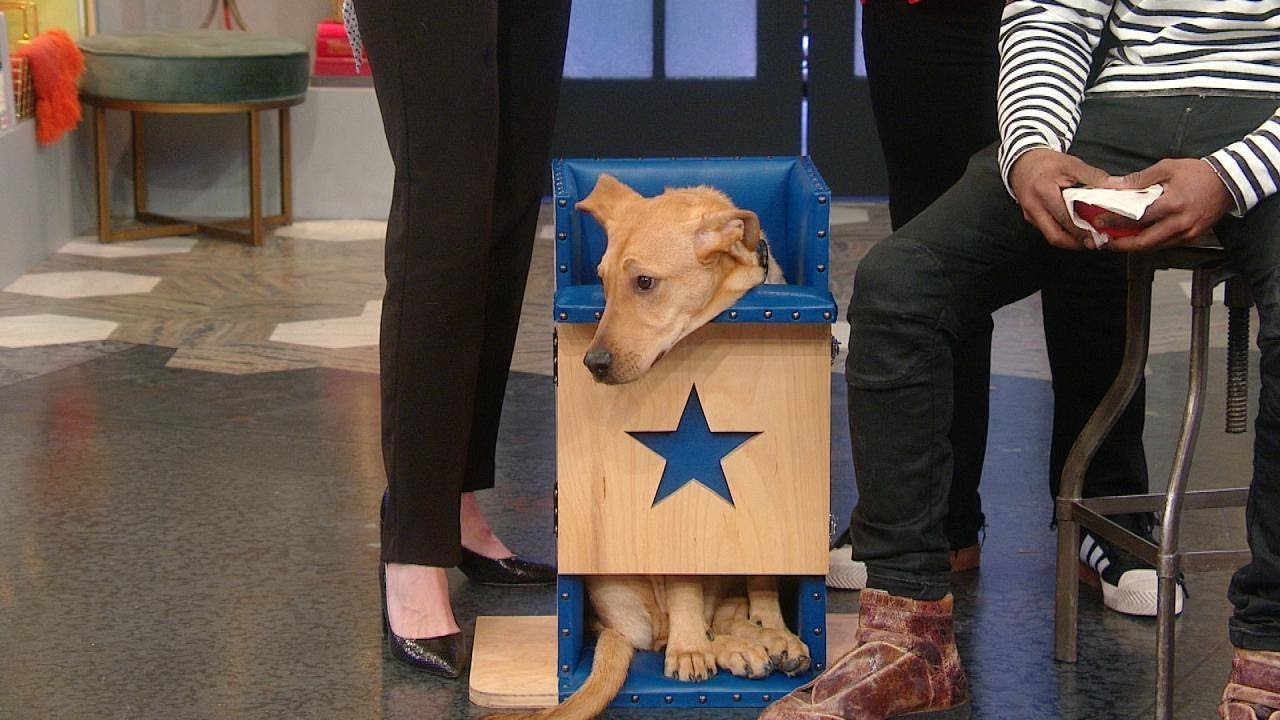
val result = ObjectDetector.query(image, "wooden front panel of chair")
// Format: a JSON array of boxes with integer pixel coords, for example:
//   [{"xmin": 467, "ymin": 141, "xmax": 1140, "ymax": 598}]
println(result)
[{"xmin": 556, "ymin": 322, "xmax": 830, "ymax": 575}]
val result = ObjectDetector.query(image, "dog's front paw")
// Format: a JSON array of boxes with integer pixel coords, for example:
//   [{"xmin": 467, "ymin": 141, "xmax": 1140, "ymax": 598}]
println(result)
[
  {"xmin": 664, "ymin": 640, "xmax": 717, "ymax": 682},
  {"xmin": 712, "ymin": 635, "xmax": 772, "ymax": 679},
  {"xmin": 756, "ymin": 628, "xmax": 811, "ymax": 676}
]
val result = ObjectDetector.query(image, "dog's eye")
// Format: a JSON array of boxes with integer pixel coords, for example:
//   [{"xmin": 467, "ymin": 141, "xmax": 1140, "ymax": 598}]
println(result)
[{"xmin": 635, "ymin": 275, "xmax": 655, "ymax": 292}]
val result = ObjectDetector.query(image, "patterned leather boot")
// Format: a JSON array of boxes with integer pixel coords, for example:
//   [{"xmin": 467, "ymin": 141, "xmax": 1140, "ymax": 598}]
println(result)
[
  {"xmin": 759, "ymin": 588, "xmax": 969, "ymax": 720},
  {"xmin": 1221, "ymin": 649, "xmax": 1280, "ymax": 719}
]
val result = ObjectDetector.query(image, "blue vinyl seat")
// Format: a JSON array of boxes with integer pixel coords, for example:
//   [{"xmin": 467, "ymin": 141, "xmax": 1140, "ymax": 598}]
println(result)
[{"xmin": 551, "ymin": 157, "xmax": 837, "ymax": 324}]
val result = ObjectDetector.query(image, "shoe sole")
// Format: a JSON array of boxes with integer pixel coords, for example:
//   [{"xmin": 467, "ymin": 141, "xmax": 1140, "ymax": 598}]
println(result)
[
  {"xmin": 1080, "ymin": 563, "xmax": 1184, "ymax": 617},
  {"xmin": 827, "ymin": 545, "xmax": 980, "ymax": 591},
  {"xmin": 827, "ymin": 548, "xmax": 868, "ymax": 590},
  {"xmin": 465, "ymin": 579, "xmax": 557, "ymax": 588}
]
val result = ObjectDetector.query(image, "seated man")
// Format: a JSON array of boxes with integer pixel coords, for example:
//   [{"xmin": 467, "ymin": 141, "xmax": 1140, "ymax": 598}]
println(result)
[{"xmin": 764, "ymin": 2, "xmax": 1280, "ymax": 719}]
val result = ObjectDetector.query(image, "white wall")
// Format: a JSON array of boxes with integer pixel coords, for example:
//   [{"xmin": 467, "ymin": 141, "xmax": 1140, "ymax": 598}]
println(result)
[
  {"xmin": 96, "ymin": 0, "xmax": 333, "ymax": 49},
  {"xmin": 0, "ymin": 122, "xmax": 79, "ymax": 285},
  {"xmin": 290, "ymin": 87, "xmax": 394, "ymax": 220}
]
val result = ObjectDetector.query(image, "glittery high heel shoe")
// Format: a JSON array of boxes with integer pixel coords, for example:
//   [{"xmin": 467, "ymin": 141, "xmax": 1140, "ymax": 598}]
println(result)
[
  {"xmin": 379, "ymin": 562, "xmax": 465, "ymax": 678},
  {"xmin": 378, "ymin": 490, "xmax": 464, "ymax": 677},
  {"xmin": 457, "ymin": 547, "xmax": 556, "ymax": 587},
  {"xmin": 382, "ymin": 487, "xmax": 556, "ymax": 587}
]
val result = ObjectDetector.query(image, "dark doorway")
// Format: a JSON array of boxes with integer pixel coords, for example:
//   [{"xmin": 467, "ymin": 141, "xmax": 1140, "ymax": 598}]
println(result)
[
  {"xmin": 804, "ymin": 1, "xmax": 887, "ymax": 196},
  {"xmin": 548, "ymin": 0, "xmax": 887, "ymax": 196}
]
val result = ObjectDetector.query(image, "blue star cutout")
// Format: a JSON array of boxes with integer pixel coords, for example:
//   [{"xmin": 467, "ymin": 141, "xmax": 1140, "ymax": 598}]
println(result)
[{"xmin": 627, "ymin": 386, "xmax": 761, "ymax": 508}]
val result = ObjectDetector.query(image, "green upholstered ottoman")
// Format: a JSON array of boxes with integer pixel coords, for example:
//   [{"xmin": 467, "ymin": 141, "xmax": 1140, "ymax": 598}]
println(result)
[{"xmin": 79, "ymin": 31, "xmax": 310, "ymax": 246}]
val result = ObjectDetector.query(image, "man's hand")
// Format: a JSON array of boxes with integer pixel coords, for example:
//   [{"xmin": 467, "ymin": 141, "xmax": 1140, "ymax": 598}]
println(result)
[
  {"xmin": 1009, "ymin": 148, "xmax": 1114, "ymax": 250},
  {"xmin": 1098, "ymin": 159, "xmax": 1234, "ymax": 252}
]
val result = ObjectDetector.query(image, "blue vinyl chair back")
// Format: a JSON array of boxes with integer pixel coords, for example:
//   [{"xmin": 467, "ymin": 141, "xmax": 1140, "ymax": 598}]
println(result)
[
  {"xmin": 551, "ymin": 157, "xmax": 836, "ymax": 324},
  {"xmin": 552, "ymin": 158, "xmax": 839, "ymax": 324}
]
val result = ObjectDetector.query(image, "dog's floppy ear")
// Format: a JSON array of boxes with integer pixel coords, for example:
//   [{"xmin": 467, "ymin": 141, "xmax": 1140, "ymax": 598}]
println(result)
[
  {"xmin": 576, "ymin": 173, "xmax": 644, "ymax": 233},
  {"xmin": 694, "ymin": 209, "xmax": 761, "ymax": 265}
]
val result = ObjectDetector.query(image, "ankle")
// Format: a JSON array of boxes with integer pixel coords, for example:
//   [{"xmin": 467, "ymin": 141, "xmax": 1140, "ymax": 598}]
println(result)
[
  {"xmin": 460, "ymin": 528, "xmax": 513, "ymax": 559},
  {"xmin": 459, "ymin": 493, "xmax": 513, "ymax": 559},
  {"xmin": 384, "ymin": 563, "xmax": 460, "ymax": 638}
]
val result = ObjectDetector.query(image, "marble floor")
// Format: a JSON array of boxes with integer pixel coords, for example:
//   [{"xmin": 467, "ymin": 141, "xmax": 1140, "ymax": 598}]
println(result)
[{"xmin": 0, "ymin": 202, "xmax": 1261, "ymax": 719}]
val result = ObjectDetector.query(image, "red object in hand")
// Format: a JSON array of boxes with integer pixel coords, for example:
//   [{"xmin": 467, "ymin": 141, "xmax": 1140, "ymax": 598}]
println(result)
[{"xmin": 1073, "ymin": 201, "xmax": 1150, "ymax": 239}]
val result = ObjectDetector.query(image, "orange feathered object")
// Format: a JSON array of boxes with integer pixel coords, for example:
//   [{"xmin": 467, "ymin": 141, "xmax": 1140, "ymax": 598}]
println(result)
[{"xmin": 15, "ymin": 30, "xmax": 86, "ymax": 145}]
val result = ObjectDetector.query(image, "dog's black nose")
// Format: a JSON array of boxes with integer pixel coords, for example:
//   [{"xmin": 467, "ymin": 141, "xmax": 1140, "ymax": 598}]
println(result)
[{"xmin": 583, "ymin": 350, "xmax": 613, "ymax": 378}]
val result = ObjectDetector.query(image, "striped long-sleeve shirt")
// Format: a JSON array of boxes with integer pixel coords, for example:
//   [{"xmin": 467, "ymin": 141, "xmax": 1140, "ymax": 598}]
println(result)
[{"xmin": 997, "ymin": 0, "xmax": 1280, "ymax": 215}]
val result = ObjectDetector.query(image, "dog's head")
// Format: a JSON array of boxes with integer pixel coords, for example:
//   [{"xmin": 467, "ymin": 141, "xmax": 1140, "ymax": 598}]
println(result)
[{"xmin": 576, "ymin": 174, "xmax": 769, "ymax": 384}]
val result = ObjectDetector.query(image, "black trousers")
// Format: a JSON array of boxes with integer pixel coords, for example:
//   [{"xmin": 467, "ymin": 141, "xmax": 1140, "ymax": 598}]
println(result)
[
  {"xmin": 847, "ymin": 97, "xmax": 1280, "ymax": 650},
  {"xmin": 859, "ymin": 0, "xmax": 1148, "ymax": 550},
  {"xmin": 352, "ymin": 0, "xmax": 571, "ymax": 567}
]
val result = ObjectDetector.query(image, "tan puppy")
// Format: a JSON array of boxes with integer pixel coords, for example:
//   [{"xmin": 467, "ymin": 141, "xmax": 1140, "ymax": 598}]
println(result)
[
  {"xmin": 484, "ymin": 176, "xmax": 805, "ymax": 720},
  {"xmin": 577, "ymin": 173, "xmax": 785, "ymax": 385}
]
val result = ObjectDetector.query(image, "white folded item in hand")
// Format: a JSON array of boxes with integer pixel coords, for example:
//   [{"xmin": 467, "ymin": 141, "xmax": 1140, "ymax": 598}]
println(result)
[{"xmin": 1062, "ymin": 185, "xmax": 1163, "ymax": 248}]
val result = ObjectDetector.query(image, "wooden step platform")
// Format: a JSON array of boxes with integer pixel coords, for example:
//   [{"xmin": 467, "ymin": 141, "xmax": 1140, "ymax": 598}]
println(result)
[{"xmin": 469, "ymin": 613, "xmax": 859, "ymax": 710}]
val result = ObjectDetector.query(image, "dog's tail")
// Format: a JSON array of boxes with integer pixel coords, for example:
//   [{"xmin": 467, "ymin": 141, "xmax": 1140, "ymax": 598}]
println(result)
[{"xmin": 481, "ymin": 627, "xmax": 634, "ymax": 720}]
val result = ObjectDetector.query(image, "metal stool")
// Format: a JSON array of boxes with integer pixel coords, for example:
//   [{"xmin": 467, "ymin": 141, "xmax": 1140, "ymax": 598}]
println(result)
[{"xmin": 1053, "ymin": 240, "xmax": 1254, "ymax": 720}]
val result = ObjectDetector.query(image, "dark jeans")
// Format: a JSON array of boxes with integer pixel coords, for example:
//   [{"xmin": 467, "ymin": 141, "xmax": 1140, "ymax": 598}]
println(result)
[
  {"xmin": 860, "ymin": 0, "xmax": 1147, "ymax": 549},
  {"xmin": 847, "ymin": 95, "xmax": 1280, "ymax": 649},
  {"xmin": 353, "ymin": 0, "xmax": 571, "ymax": 566}
]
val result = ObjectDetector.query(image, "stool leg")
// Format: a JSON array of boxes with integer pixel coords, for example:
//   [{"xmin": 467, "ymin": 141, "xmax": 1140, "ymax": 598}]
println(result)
[
  {"xmin": 1155, "ymin": 574, "xmax": 1181, "ymax": 720},
  {"xmin": 94, "ymin": 105, "xmax": 111, "ymax": 243},
  {"xmin": 131, "ymin": 111, "xmax": 147, "ymax": 218},
  {"xmin": 1055, "ymin": 254, "xmax": 1155, "ymax": 664},
  {"xmin": 248, "ymin": 110, "xmax": 263, "ymax": 246},
  {"xmin": 1055, "ymin": 518, "xmax": 1082, "ymax": 662},
  {"xmin": 279, "ymin": 107, "xmax": 292, "ymax": 224},
  {"xmin": 1153, "ymin": 262, "xmax": 1224, "ymax": 720}
]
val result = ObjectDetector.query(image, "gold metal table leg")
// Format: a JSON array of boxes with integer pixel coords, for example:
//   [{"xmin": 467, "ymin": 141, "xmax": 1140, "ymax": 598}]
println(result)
[
  {"xmin": 94, "ymin": 105, "xmax": 111, "ymax": 242},
  {"xmin": 248, "ymin": 110, "xmax": 263, "ymax": 246},
  {"xmin": 279, "ymin": 107, "xmax": 293, "ymax": 225}
]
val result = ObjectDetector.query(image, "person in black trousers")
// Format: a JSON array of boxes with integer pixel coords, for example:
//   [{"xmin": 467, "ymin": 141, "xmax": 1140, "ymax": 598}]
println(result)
[
  {"xmin": 828, "ymin": 0, "xmax": 1165, "ymax": 618},
  {"xmin": 349, "ymin": 0, "xmax": 572, "ymax": 677}
]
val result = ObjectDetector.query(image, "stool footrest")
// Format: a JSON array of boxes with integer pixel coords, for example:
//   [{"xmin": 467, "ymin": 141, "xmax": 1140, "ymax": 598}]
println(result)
[
  {"xmin": 1067, "ymin": 487, "xmax": 1250, "ymax": 570},
  {"xmin": 133, "ymin": 211, "xmax": 289, "ymax": 245},
  {"xmin": 1181, "ymin": 549, "xmax": 1254, "ymax": 572},
  {"xmin": 1072, "ymin": 506, "xmax": 1159, "ymax": 566},
  {"xmin": 1074, "ymin": 488, "xmax": 1250, "ymax": 516},
  {"xmin": 98, "ymin": 219, "xmax": 199, "ymax": 243}
]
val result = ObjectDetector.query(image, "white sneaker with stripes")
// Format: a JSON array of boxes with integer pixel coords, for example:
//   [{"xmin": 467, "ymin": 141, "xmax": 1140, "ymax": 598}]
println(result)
[
  {"xmin": 1080, "ymin": 532, "xmax": 1185, "ymax": 617},
  {"xmin": 827, "ymin": 540, "xmax": 869, "ymax": 591}
]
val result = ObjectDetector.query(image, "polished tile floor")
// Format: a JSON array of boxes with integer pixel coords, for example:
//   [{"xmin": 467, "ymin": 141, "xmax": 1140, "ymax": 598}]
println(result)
[{"xmin": 0, "ymin": 203, "xmax": 1260, "ymax": 719}]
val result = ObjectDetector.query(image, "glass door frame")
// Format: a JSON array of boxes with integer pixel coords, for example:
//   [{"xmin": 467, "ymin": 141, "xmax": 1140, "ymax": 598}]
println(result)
[{"xmin": 550, "ymin": 0, "xmax": 806, "ymax": 159}]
